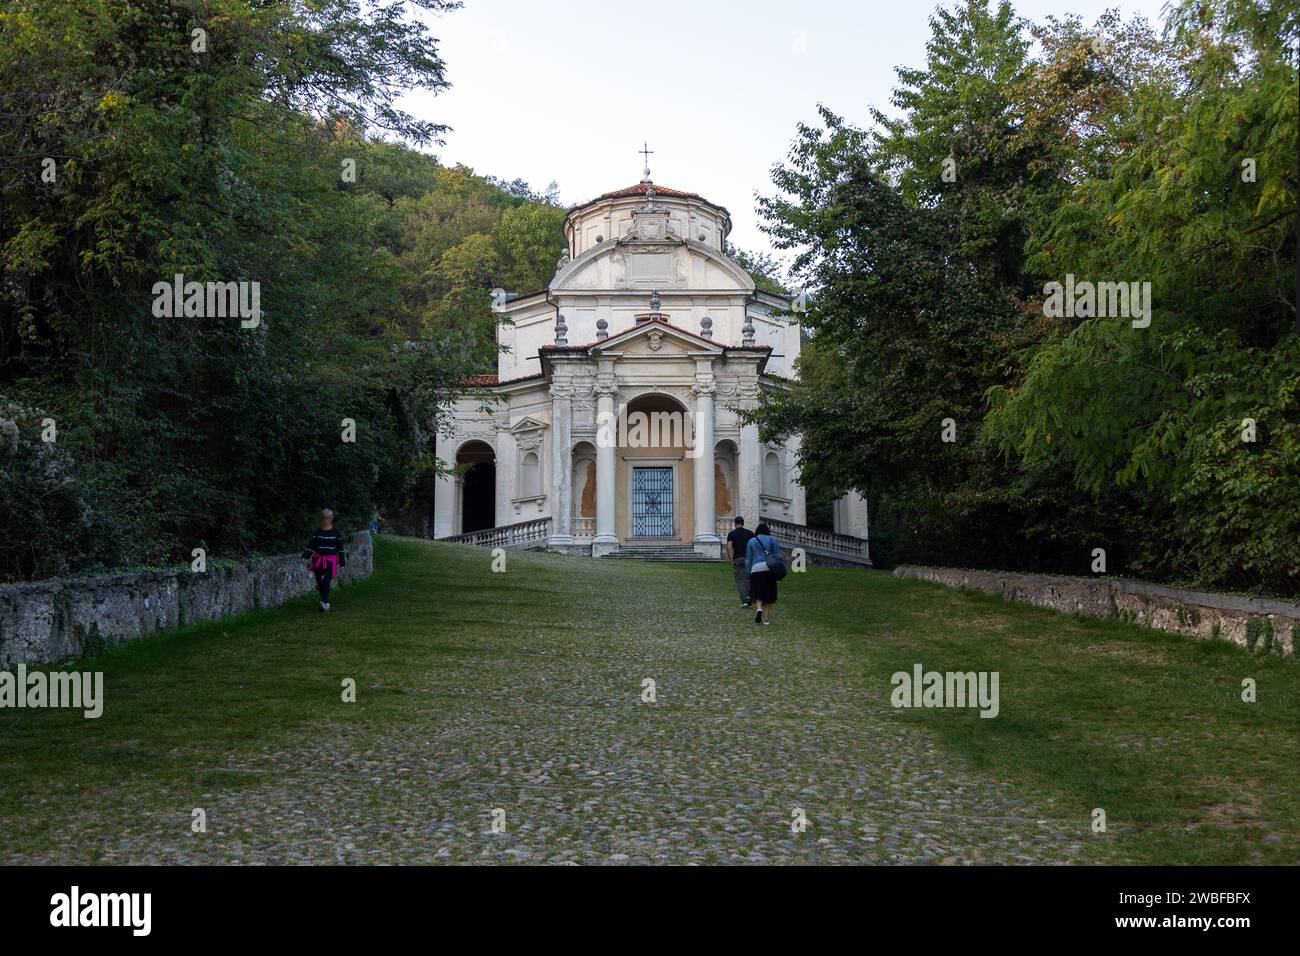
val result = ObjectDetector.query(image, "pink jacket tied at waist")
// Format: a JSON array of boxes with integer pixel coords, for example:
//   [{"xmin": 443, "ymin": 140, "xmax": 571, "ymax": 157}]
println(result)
[{"xmin": 308, "ymin": 553, "xmax": 339, "ymax": 575}]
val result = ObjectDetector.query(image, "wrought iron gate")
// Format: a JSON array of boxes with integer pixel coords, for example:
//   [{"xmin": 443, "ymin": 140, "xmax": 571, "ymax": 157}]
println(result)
[{"xmin": 631, "ymin": 467, "xmax": 674, "ymax": 537}]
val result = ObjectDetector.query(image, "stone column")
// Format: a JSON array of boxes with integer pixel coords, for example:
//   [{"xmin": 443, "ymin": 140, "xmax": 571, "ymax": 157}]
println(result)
[
  {"xmin": 737, "ymin": 379, "xmax": 762, "ymax": 529},
  {"xmin": 548, "ymin": 379, "xmax": 574, "ymax": 548},
  {"xmin": 452, "ymin": 476, "xmax": 464, "ymax": 536},
  {"xmin": 691, "ymin": 362, "xmax": 720, "ymax": 557},
  {"xmin": 592, "ymin": 375, "xmax": 619, "ymax": 556},
  {"xmin": 432, "ymin": 430, "xmax": 456, "ymax": 538},
  {"xmin": 494, "ymin": 425, "xmax": 512, "ymax": 529}
]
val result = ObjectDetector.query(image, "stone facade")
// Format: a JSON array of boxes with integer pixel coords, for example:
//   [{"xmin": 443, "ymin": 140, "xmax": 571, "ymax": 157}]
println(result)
[
  {"xmin": 0, "ymin": 532, "xmax": 373, "ymax": 667},
  {"xmin": 434, "ymin": 173, "xmax": 869, "ymax": 555},
  {"xmin": 894, "ymin": 565, "xmax": 1299, "ymax": 655}
]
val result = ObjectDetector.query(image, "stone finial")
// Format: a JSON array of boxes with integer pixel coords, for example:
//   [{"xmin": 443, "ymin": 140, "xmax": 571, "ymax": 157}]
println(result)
[
  {"xmin": 555, "ymin": 313, "xmax": 568, "ymax": 346},
  {"xmin": 700, "ymin": 316, "xmax": 713, "ymax": 339},
  {"xmin": 596, "ymin": 317, "xmax": 608, "ymax": 340},
  {"xmin": 741, "ymin": 317, "xmax": 755, "ymax": 346}
]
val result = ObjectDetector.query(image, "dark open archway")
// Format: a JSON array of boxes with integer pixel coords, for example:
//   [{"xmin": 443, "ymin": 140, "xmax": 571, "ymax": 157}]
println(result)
[{"xmin": 457, "ymin": 440, "xmax": 496, "ymax": 533}]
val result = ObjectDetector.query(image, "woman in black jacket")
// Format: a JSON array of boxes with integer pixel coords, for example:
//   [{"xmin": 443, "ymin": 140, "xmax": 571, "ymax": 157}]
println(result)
[{"xmin": 302, "ymin": 509, "xmax": 347, "ymax": 612}]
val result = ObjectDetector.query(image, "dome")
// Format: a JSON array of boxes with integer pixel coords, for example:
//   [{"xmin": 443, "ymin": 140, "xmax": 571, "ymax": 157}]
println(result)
[{"xmin": 563, "ymin": 178, "xmax": 732, "ymax": 259}]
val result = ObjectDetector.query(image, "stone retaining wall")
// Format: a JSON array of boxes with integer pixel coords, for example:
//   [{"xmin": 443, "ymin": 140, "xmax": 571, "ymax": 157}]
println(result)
[
  {"xmin": 0, "ymin": 533, "xmax": 373, "ymax": 667},
  {"xmin": 894, "ymin": 565, "xmax": 1298, "ymax": 657}
]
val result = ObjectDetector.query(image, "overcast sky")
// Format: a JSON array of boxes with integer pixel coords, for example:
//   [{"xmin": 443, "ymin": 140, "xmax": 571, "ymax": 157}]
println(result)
[{"xmin": 397, "ymin": 0, "xmax": 1174, "ymax": 254}]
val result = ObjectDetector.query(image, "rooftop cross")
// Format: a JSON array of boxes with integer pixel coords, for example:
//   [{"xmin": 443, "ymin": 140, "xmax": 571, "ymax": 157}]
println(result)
[{"xmin": 639, "ymin": 141, "xmax": 653, "ymax": 181}]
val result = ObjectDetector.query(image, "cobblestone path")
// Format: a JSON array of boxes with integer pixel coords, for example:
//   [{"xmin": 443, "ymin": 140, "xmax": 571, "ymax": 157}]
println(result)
[{"xmin": 6, "ymin": 539, "xmax": 1096, "ymax": 865}]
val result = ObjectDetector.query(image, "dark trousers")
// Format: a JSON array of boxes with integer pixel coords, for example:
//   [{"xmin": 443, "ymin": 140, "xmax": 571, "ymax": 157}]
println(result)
[
  {"xmin": 314, "ymin": 566, "xmax": 334, "ymax": 604},
  {"xmin": 731, "ymin": 559, "xmax": 750, "ymax": 603}
]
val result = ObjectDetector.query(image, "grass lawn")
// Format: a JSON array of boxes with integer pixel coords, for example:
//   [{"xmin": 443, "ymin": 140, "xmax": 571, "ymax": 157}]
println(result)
[
  {"xmin": 839, "ymin": 575, "xmax": 1299, "ymax": 864},
  {"xmin": 0, "ymin": 535, "xmax": 1295, "ymax": 864}
]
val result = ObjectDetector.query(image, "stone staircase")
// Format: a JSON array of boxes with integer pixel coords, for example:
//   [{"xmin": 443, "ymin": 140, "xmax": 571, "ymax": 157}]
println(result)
[{"xmin": 602, "ymin": 543, "xmax": 721, "ymax": 562}]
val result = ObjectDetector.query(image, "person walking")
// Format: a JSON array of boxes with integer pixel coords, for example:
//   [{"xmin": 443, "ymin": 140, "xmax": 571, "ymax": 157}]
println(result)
[
  {"xmin": 303, "ymin": 508, "xmax": 347, "ymax": 612},
  {"xmin": 744, "ymin": 522, "xmax": 783, "ymax": 625},
  {"xmin": 725, "ymin": 516, "xmax": 755, "ymax": 607}
]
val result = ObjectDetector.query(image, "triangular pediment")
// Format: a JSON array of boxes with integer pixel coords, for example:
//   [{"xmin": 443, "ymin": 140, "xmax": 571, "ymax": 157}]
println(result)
[
  {"xmin": 591, "ymin": 319, "xmax": 724, "ymax": 357},
  {"xmin": 508, "ymin": 415, "xmax": 548, "ymax": 434}
]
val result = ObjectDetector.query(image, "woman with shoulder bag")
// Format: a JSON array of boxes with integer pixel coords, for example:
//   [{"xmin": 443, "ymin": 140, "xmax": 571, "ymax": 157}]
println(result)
[{"xmin": 744, "ymin": 522, "xmax": 785, "ymax": 625}]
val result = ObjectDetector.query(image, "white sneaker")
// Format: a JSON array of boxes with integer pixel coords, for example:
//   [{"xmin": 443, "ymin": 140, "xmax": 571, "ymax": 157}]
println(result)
[
  {"xmin": 762, "ymin": 618, "xmax": 771, "ymax": 625},
  {"xmin": 324, "ymin": 603, "xmax": 331, "ymax": 612}
]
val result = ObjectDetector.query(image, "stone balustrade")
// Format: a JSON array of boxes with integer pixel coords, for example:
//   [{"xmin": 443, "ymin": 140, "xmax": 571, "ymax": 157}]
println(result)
[
  {"xmin": 443, "ymin": 518, "xmax": 551, "ymax": 549},
  {"xmin": 760, "ymin": 516, "xmax": 871, "ymax": 566}
]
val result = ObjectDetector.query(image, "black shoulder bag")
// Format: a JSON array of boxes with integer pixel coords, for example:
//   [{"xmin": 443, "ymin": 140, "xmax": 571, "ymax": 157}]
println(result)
[{"xmin": 760, "ymin": 536, "xmax": 788, "ymax": 581}]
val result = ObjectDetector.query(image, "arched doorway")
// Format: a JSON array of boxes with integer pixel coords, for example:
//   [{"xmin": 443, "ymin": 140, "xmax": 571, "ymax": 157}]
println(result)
[
  {"xmin": 456, "ymin": 440, "xmax": 496, "ymax": 533},
  {"xmin": 620, "ymin": 393, "xmax": 692, "ymax": 540}
]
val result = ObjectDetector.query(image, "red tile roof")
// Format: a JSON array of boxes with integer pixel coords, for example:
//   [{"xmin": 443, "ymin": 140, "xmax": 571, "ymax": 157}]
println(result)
[
  {"xmin": 463, "ymin": 371, "xmax": 546, "ymax": 387},
  {"xmin": 597, "ymin": 183, "xmax": 707, "ymax": 201}
]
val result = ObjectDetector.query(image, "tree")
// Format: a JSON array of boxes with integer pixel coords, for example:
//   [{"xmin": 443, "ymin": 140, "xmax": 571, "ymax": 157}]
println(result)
[
  {"xmin": 752, "ymin": 0, "xmax": 1298, "ymax": 592},
  {"xmin": 0, "ymin": 0, "xmax": 473, "ymax": 579},
  {"xmin": 494, "ymin": 203, "xmax": 566, "ymax": 293},
  {"xmin": 985, "ymin": 0, "xmax": 1298, "ymax": 592},
  {"xmin": 870, "ymin": 0, "xmax": 1042, "ymax": 292},
  {"xmin": 724, "ymin": 243, "xmax": 790, "ymax": 295},
  {"xmin": 753, "ymin": 2, "xmax": 1052, "ymax": 568}
]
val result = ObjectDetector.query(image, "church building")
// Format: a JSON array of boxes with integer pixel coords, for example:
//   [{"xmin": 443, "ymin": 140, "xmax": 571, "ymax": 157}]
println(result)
[{"xmin": 432, "ymin": 166, "xmax": 870, "ymax": 564}]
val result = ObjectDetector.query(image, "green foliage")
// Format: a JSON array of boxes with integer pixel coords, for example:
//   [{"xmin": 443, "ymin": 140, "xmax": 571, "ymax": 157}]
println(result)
[
  {"xmin": 0, "ymin": 0, "xmax": 564, "ymax": 581},
  {"xmin": 495, "ymin": 203, "xmax": 567, "ymax": 293},
  {"xmin": 724, "ymin": 243, "xmax": 790, "ymax": 295},
  {"xmin": 76, "ymin": 622, "xmax": 111, "ymax": 659},
  {"xmin": 751, "ymin": 1, "xmax": 1079, "ymax": 572},
  {"xmin": 984, "ymin": 0, "xmax": 1298, "ymax": 592},
  {"xmin": 870, "ymin": 0, "xmax": 1044, "ymax": 292},
  {"xmin": 0, "ymin": 402, "xmax": 116, "ymax": 579},
  {"xmin": 754, "ymin": 0, "xmax": 1297, "ymax": 594},
  {"xmin": 393, "ymin": 164, "xmax": 565, "ymax": 368},
  {"xmin": 1245, "ymin": 616, "xmax": 1268, "ymax": 654}
]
